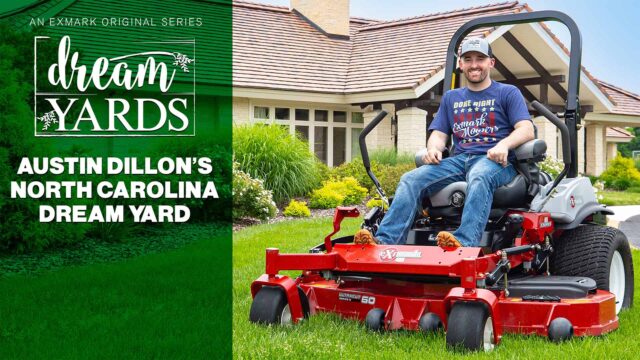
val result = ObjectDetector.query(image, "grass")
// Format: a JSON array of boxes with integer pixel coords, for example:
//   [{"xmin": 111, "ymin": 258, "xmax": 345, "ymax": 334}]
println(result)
[
  {"xmin": 234, "ymin": 218, "xmax": 640, "ymax": 359},
  {"xmin": 367, "ymin": 148, "xmax": 415, "ymax": 166},
  {"xmin": 0, "ymin": 227, "xmax": 232, "ymax": 359},
  {"xmin": 601, "ymin": 190, "xmax": 640, "ymax": 206},
  {"xmin": 0, "ymin": 223, "xmax": 227, "ymax": 278}
]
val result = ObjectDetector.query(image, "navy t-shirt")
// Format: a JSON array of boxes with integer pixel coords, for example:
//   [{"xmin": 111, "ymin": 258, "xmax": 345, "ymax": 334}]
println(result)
[{"xmin": 429, "ymin": 81, "xmax": 531, "ymax": 156}]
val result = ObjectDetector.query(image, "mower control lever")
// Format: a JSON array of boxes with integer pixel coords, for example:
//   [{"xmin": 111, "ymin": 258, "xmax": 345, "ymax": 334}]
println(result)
[{"xmin": 359, "ymin": 110, "xmax": 389, "ymax": 205}]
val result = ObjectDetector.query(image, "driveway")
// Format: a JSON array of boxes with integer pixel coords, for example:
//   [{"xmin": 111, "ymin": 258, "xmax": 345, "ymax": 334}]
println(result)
[{"xmin": 608, "ymin": 206, "xmax": 640, "ymax": 248}]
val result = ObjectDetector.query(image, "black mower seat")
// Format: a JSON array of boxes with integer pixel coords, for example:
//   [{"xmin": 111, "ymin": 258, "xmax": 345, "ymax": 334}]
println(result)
[
  {"xmin": 426, "ymin": 174, "xmax": 528, "ymax": 209},
  {"xmin": 414, "ymin": 139, "xmax": 548, "ymax": 216}
]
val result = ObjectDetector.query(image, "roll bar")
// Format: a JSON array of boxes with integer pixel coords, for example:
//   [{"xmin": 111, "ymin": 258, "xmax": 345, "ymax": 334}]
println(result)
[{"xmin": 443, "ymin": 11, "xmax": 582, "ymax": 178}]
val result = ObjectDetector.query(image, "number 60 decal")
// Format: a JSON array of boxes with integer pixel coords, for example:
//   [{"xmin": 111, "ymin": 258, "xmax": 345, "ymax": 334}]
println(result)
[{"xmin": 361, "ymin": 296, "xmax": 376, "ymax": 305}]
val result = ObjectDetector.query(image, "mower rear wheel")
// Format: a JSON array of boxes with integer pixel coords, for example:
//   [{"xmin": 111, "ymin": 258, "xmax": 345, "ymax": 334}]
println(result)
[
  {"xmin": 446, "ymin": 302, "xmax": 495, "ymax": 352},
  {"xmin": 249, "ymin": 286, "xmax": 309, "ymax": 325},
  {"xmin": 552, "ymin": 224, "xmax": 634, "ymax": 314}
]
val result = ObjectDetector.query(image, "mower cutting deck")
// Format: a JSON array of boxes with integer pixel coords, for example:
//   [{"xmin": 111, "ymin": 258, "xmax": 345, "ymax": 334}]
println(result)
[{"xmin": 249, "ymin": 11, "xmax": 634, "ymax": 352}]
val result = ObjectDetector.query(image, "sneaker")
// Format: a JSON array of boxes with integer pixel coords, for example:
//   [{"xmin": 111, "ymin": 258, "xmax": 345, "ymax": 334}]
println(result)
[
  {"xmin": 436, "ymin": 231, "xmax": 461, "ymax": 248},
  {"xmin": 354, "ymin": 229, "xmax": 378, "ymax": 245}
]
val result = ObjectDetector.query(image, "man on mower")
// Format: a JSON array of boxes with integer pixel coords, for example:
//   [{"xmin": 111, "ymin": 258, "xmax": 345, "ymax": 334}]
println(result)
[{"xmin": 355, "ymin": 37, "xmax": 534, "ymax": 248}]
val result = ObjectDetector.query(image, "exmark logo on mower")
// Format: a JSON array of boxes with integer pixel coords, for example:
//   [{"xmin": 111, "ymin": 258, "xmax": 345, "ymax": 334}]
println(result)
[{"xmin": 379, "ymin": 248, "xmax": 422, "ymax": 262}]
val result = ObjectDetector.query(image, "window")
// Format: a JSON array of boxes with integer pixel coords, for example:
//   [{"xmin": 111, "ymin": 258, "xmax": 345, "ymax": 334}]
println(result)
[
  {"xmin": 315, "ymin": 126, "xmax": 328, "ymax": 162},
  {"xmin": 333, "ymin": 127, "xmax": 346, "ymax": 165},
  {"xmin": 352, "ymin": 112, "xmax": 364, "ymax": 124},
  {"xmin": 295, "ymin": 125, "xmax": 309, "ymax": 142},
  {"xmin": 315, "ymin": 110, "xmax": 328, "ymax": 122},
  {"xmin": 275, "ymin": 107, "xmax": 290, "ymax": 120},
  {"xmin": 250, "ymin": 104, "xmax": 365, "ymax": 166},
  {"xmin": 295, "ymin": 109, "xmax": 309, "ymax": 121},
  {"xmin": 254, "ymin": 106, "xmax": 269, "ymax": 120},
  {"xmin": 351, "ymin": 128, "xmax": 362, "ymax": 159}
]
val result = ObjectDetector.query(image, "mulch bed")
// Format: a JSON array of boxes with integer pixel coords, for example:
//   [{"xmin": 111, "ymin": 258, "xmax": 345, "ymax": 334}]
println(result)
[{"xmin": 233, "ymin": 203, "xmax": 369, "ymax": 232}]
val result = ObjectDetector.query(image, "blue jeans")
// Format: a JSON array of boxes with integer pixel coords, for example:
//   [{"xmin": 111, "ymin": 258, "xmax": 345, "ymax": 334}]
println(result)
[{"xmin": 375, "ymin": 154, "xmax": 517, "ymax": 246}]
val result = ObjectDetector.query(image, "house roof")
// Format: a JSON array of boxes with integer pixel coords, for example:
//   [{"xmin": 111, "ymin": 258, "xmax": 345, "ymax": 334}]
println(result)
[
  {"xmin": 606, "ymin": 126, "xmax": 633, "ymax": 139},
  {"xmin": 346, "ymin": 2, "xmax": 523, "ymax": 93},
  {"xmin": 233, "ymin": 0, "xmax": 525, "ymax": 94},
  {"xmin": 599, "ymin": 81, "xmax": 640, "ymax": 116}
]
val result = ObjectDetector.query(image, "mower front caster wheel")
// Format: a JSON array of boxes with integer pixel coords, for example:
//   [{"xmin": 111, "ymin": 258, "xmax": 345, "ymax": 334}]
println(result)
[
  {"xmin": 548, "ymin": 317, "xmax": 574, "ymax": 342},
  {"xmin": 365, "ymin": 308, "xmax": 386, "ymax": 331},
  {"xmin": 419, "ymin": 312, "xmax": 443, "ymax": 332},
  {"xmin": 446, "ymin": 302, "xmax": 495, "ymax": 352},
  {"xmin": 249, "ymin": 286, "xmax": 309, "ymax": 325}
]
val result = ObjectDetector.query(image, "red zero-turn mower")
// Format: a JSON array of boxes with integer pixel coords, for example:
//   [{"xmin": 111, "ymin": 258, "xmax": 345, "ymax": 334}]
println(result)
[{"xmin": 249, "ymin": 11, "xmax": 634, "ymax": 351}]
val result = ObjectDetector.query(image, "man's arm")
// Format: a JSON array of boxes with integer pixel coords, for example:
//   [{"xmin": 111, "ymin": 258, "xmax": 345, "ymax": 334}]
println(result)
[
  {"xmin": 487, "ymin": 120, "xmax": 535, "ymax": 166},
  {"xmin": 423, "ymin": 130, "xmax": 449, "ymax": 164}
]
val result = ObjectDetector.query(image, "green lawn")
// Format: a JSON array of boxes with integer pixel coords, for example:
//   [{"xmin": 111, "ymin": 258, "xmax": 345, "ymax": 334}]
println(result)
[
  {"xmin": 0, "ymin": 229, "xmax": 232, "ymax": 359},
  {"xmin": 601, "ymin": 190, "xmax": 640, "ymax": 206},
  {"xmin": 234, "ymin": 218, "xmax": 640, "ymax": 359}
]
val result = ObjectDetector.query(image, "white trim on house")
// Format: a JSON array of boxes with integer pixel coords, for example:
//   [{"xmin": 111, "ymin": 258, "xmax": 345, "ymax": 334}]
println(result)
[
  {"xmin": 235, "ymin": 86, "xmax": 421, "ymax": 106},
  {"xmin": 584, "ymin": 112, "xmax": 640, "ymax": 126},
  {"xmin": 345, "ymin": 89, "xmax": 417, "ymax": 104},
  {"xmin": 607, "ymin": 136, "xmax": 632, "ymax": 143},
  {"xmin": 235, "ymin": 87, "xmax": 347, "ymax": 104}
]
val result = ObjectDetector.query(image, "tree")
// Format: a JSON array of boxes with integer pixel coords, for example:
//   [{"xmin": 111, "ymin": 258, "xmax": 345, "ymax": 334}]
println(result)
[{"xmin": 618, "ymin": 127, "xmax": 640, "ymax": 158}]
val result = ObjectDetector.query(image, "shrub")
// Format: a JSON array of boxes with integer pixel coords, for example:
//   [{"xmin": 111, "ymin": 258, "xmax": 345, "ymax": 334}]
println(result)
[
  {"xmin": 599, "ymin": 155, "xmax": 640, "ymax": 190},
  {"xmin": 330, "ymin": 157, "xmax": 377, "ymax": 190},
  {"xmin": 627, "ymin": 186, "xmax": 640, "ymax": 194},
  {"xmin": 331, "ymin": 158, "xmax": 416, "ymax": 197},
  {"xmin": 309, "ymin": 187, "xmax": 344, "ymax": 209},
  {"xmin": 283, "ymin": 200, "xmax": 311, "ymax": 217},
  {"xmin": 232, "ymin": 163, "xmax": 277, "ymax": 221},
  {"xmin": 376, "ymin": 163, "xmax": 416, "ymax": 196},
  {"xmin": 369, "ymin": 148, "xmax": 415, "ymax": 166},
  {"xmin": 233, "ymin": 124, "xmax": 319, "ymax": 203},
  {"xmin": 309, "ymin": 177, "xmax": 367, "ymax": 209},
  {"xmin": 366, "ymin": 198, "xmax": 389, "ymax": 210},
  {"xmin": 315, "ymin": 160, "xmax": 332, "ymax": 183},
  {"xmin": 338, "ymin": 177, "xmax": 368, "ymax": 204},
  {"xmin": 539, "ymin": 155, "xmax": 564, "ymax": 177},
  {"xmin": 0, "ymin": 26, "xmax": 91, "ymax": 252},
  {"xmin": 153, "ymin": 138, "xmax": 232, "ymax": 221},
  {"xmin": 592, "ymin": 180, "xmax": 605, "ymax": 200}
]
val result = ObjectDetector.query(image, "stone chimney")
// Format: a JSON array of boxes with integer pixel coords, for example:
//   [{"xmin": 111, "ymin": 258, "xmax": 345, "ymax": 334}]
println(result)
[{"xmin": 291, "ymin": 0, "xmax": 350, "ymax": 38}]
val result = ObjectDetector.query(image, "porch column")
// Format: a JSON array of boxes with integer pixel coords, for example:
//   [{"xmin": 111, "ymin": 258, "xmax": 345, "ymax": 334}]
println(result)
[
  {"xmin": 533, "ymin": 116, "xmax": 558, "ymax": 159},
  {"xmin": 232, "ymin": 97, "xmax": 251, "ymax": 125},
  {"xmin": 396, "ymin": 107, "xmax": 427, "ymax": 154},
  {"xmin": 586, "ymin": 124, "xmax": 606, "ymax": 176},
  {"xmin": 363, "ymin": 108, "xmax": 394, "ymax": 151},
  {"xmin": 606, "ymin": 143, "xmax": 618, "ymax": 163}
]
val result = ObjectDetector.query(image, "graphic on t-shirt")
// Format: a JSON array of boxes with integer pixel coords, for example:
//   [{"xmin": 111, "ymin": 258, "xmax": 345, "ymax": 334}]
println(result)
[{"xmin": 452, "ymin": 99, "xmax": 498, "ymax": 147}]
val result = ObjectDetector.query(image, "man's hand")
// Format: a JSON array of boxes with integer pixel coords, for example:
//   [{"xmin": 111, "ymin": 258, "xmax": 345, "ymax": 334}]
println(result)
[
  {"xmin": 487, "ymin": 142, "xmax": 509, "ymax": 167},
  {"xmin": 422, "ymin": 148, "xmax": 443, "ymax": 164}
]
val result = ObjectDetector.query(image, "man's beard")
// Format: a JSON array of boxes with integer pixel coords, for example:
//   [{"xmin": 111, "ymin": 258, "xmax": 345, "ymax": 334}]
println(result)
[{"xmin": 464, "ymin": 70, "xmax": 487, "ymax": 84}]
